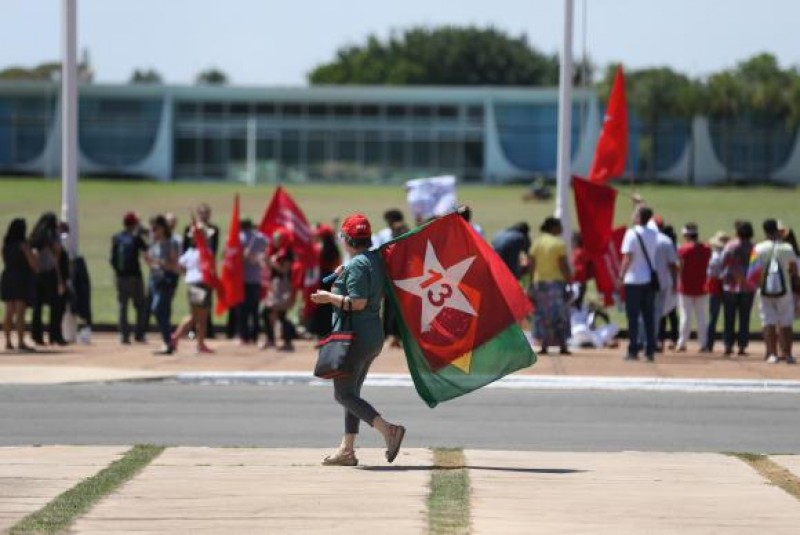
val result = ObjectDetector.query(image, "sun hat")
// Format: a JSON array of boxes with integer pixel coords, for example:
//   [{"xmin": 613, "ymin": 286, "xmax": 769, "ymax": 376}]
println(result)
[{"xmin": 709, "ymin": 231, "xmax": 730, "ymax": 249}]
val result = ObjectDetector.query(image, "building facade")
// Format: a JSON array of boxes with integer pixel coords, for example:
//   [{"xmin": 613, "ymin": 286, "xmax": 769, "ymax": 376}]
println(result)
[{"xmin": 0, "ymin": 81, "xmax": 798, "ymax": 185}]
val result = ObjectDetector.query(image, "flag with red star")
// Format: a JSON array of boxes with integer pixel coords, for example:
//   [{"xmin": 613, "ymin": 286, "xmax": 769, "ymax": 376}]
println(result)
[{"xmin": 381, "ymin": 213, "xmax": 535, "ymax": 407}]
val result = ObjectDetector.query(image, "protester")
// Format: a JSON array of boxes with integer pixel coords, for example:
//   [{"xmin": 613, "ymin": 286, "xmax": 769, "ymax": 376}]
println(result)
[
  {"xmin": 261, "ymin": 229, "xmax": 296, "ymax": 351},
  {"xmin": 649, "ymin": 216, "xmax": 679, "ymax": 353},
  {"xmin": 2, "ymin": 219, "xmax": 37, "ymax": 351},
  {"xmin": 748, "ymin": 219, "xmax": 798, "ymax": 364},
  {"xmin": 110, "ymin": 212, "xmax": 148, "ymax": 344},
  {"xmin": 457, "ymin": 205, "xmax": 484, "ymax": 237},
  {"xmin": 778, "ymin": 223, "xmax": 800, "ymax": 320},
  {"xmin": 659, "ymin": 225, "xmax": 680, "ymax": 350},
  {"xmin": 371, "ymin": 209, "xmax": 404, "ymax": 249},
  {"xmin": 29, "ymin": 212, "xmax": 67, "ymax": 346},
  {"xmin": 570, "ymin": 232, "xmax": 592, "ymax": 310},
  {"xmin": 310, "ymin": 213, "xmax": 406, "ymax": 466},
  {"xmin": 702, "ymin": 231, "xmax": 731, "ymax": 352},
  {"xmin": 304, "ymin": 224, "xmax": 341, "ymax": 339},
  {"xmin": 171, "ymin": 232, "xmax": 215, "ymax": 354},
  {"xmin": 146, "ymin": 215, "xmax": 180, "ymax": 355},
  {"xmin": 491, "ymin": 222, "xmax": 531, "ymax": 279},
  {"xmin": 676, "ymin": 223, "xmax": 711, "ymax": 352},
  {"xmin": 238, "ymin": 219, "xmax": 267, "ymax": 344},
  {"xmin": 183, "ymin": 203, "xmax": 220, "ymax": 338},
  {"xmin": 529, "ymin": 217, "xmax": 571, "ymax": 355},
  {"xmin": 165, "ymin": 212, "xmax": 182, "ymax": 250},
  {"xmin": 720, "ymin": 221, "xmax": 756, "ymax": 356},
  {"xmin": 618, "ymin": 205, "xmax": 659, "ymax": 361}
]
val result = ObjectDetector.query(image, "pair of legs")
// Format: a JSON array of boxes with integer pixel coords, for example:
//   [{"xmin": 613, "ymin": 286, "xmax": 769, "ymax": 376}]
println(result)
[
  {"xmin": 173, "ymin": 305, "xmax": 211, "ymax": 352},
  {"xmin": 677, "ymin": 294, "xmax": 709, "ymax": 350},
  {"xmin": 3, "ymin": 300, "xmax": 31, "ymax": 350},
  {"xmin": 659, "ymin": 308, "xmax": 678, "ymax": 349},
  {"xmin": 760, "ymin": 294, "xmax": 795, "ymax": 362},
  {"xmin": 703, "ymin": 293, "xmax": 723, "ymax": 351},
  {"xmin": 261, "ymin": 307, "xmax": 294, "ymax": 350},
  {"xmin": 329, "ymin": 348, "xmax": 403, "ymax": 461},
  {"xmin": 149, "ymin": 280, "xmax": 174, "ymax": 353},
  {"xmin": 722, "ymin": 291, "xmax": 754, "ymax": 354},
  {"xmin": 532, "ymin": 281, "xmax": 570, "ymax": 354},
  {"xmin": 238, "ymin": 283, "xmax": 261, "ymax": 343},
  {"xmin": 116, "ymin": 275, "xmax": 147, "ymax": 343},
  {"xmin": 31, "ymin": 270, "xmax": 64, "ymax": 345},
  {"xmin": 624, "ymin": 283, "xmax": 656, "ymax": 359}
]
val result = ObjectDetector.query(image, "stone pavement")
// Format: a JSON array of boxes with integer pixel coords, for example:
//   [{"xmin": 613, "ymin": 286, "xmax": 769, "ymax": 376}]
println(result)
[
  {"xmin": 2, "ymin": 446, "xmax": 800, "ymax": 534},
  {"xmin": 0, "ymin": 446, "xmax": 126, "ymax": 532},
  {"xmin": 2, "ymin": 333, "xmax": 800, "ymax": 385}
]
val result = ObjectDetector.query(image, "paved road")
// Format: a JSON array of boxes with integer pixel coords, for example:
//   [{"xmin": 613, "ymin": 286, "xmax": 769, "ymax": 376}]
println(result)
[{"xmin": 1, "ymin": 383, "xmax": 799, "ymax": 452}]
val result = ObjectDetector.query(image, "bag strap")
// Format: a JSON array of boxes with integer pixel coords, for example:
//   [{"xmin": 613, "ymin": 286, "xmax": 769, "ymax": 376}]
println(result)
[
  {"xmin": 331, "ymin": 269, "xmax": 352, "ymax": 332},
  {"xmin": 635, "ymin": 229, "xmax": 656, "ymax": 273}
]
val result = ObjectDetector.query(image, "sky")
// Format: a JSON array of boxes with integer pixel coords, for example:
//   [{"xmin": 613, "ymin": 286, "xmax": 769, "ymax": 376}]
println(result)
[{"xmin": 0, "ymin": 0, "xmax": 797, "ymax": 86}]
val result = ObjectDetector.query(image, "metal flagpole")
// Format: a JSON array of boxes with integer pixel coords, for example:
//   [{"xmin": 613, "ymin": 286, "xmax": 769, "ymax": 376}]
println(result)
[
  {"xmin": 61, "ymin": 0, "xmax": 79, "ymax": 256},
  {"xmin": 555, "ymin": 0, "xmax": 574, "ymax": 242}
]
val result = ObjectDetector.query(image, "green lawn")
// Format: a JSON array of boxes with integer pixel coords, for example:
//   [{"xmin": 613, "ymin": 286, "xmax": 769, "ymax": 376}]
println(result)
[{"xmin": 0, "ymin": 177, "xmax": 797, "ymax": 325}]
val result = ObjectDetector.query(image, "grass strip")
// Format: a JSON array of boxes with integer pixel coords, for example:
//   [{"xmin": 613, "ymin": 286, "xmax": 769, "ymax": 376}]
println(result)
[
  {"xmin": 10, "ymin": 444, "xmax": 165, "ymax": 535},
  {"xmin": 731, "ymin": 453, "xmax": 800, "ymax": 502},
  {"xmin": 428, "ymin": 447, "xmax": 470, "ymax": 535}
]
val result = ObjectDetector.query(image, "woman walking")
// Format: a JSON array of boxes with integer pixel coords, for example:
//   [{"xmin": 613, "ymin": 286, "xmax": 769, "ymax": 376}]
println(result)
[
  {"xmin": 310, "ymin": 213, "xmax": 406, "ymax": 466},
  {"xmin": 170, "ymin": 230, "xmax": 214, "ymax": 354},
  {"xmin": 529, "ymin": 217, "xmax": 572, "ymax": 355},
  {"xmin": 146, "ymin": 215, "xmax": 180, "ymax": 355},
  {"xmin": 29, "ymin": 212, "xmax": 66, "ymax": 345},
  {"xmin": 2, "ymin": 219, "xmax": 38, "ymax": 351}
]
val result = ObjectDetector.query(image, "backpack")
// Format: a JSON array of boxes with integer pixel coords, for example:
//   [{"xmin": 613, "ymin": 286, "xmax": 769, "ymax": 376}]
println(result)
[
  {"xmin": 761, "ymin": 244, "xmax": 787, "ymax": 298},
  {"xmin": 113, "ymin": 233, "xmax": 141, "ymax": 275}
]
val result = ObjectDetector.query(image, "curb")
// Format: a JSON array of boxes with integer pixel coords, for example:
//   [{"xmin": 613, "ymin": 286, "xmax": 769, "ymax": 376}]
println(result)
[{"xmin": 171, "ymin": 372, "xmax": 800, "ymax": 394}]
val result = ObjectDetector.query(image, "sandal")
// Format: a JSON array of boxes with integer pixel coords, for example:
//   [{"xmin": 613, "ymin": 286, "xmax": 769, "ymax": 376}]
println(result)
[
  {"xmin": 385, "ymin": 425, "xmax": 406, "ymax": 463},
  {"xmin": 322, "ymin": 450, "xmax": 358, "ymax": 467}
]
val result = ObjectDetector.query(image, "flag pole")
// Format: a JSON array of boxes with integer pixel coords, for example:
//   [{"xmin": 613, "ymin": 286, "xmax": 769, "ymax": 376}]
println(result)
[
  {"xmin": 555, "ymin": 0, "xmax": 575, "ymax": 245},
  {"xmin": 61, "ymin": 0, "xmax": 79, "ymax": 256}
]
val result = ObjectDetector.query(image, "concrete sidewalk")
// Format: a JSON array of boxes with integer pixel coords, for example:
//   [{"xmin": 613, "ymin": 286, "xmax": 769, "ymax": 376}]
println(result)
[
  {"xmin": 1, "ymin": 333, "xmax": 800, "ymax": 385},
  {"xmin": 3, "ymin": 446, "xmax": 800, "ymax": 534}
]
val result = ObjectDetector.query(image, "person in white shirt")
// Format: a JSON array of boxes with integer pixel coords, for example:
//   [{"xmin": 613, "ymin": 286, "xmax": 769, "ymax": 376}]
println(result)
[
  {"xmin": 170, "ymin": 237, "xmax": 214, "ymax": 354},
  {"xmin": 371, "ymin": 209, "xmax": 404, "ymax": 249},
  {"xmin": 618, "ymin": 206, "xmax": 659, "ymax": 361}
]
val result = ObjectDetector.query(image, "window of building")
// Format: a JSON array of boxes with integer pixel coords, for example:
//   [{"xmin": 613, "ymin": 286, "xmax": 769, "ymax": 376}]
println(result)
[
  {"xmin": 280, "ymin": 130, "xmax": 301, "ymax": 165},
  {"xmin": 255, "ymin": 103, "xmax": 276, "ymax": 116},
  {"xmin": 411, "ymin": 140, "xmax": 432, "ymax": 168},
  {"xmin": 229, "ymin": 103, "xmax": 250, "ymax": 117},
  {"xmin": 467, "ymin": 105, "xmax": 484, "ymax": 124},
  {"xmin": 359, "ymin": 105, "xmax": 380, "ymax": 118},
  {"xmin": 176, "ymin": 102, "xmax": 199, "ymax": 119},
  {"xmin": 201, "ymin": 102, "xmax": 224, "ymax": 118},
  {"xmin": 333, "ymin": 104, "xmax": 355, "ymax": 118},
  {"xmin": 436, "ymin": 105, "xmax": 458, "ymax": 119},
  {"xmin": 281, "ymin": 103, "xmax": 303, "ymax": 118},
  {"xmin": 308, "ymin": 104, "xmax": 328, "ymax": 118},
  {"xmin": 386, "ymin": 105, "xmax": 406, "ymax": 119},
  {"xmin": 411, "ymin": 106, "xmax": 433, "ymax": 120}
]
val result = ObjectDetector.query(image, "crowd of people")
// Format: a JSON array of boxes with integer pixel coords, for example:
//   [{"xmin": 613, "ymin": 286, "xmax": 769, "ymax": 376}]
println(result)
[{"xmin": 2, "ymin": 200, "xmax": 799, "ymax": 365}]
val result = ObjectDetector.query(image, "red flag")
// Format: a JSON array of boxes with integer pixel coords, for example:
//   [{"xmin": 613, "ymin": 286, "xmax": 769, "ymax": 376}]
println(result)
[
  {"xmin": 381, "ymin": 213, "xmax": 532, "ymax": 371},
  {"xmin": 573, "ymin": 176, "xmax": 617, "ymax": 256},
  {"xmin": 193, "ymin": 224, "xmax": 226, "ymax": 309},
  {"xmin": 259, "ymin": 186, "xmax": 316, "ymax": 268},
  {"xmin": 588, "ymin": 65, "xmax": 628, "ymax": 183},
  {"xmin": 217, "ymin": 194, "xmax": 244, "ymax": 316},
  {"xmin": 593, "ymin": 227, "xmax": 627, "ymax": 306}
]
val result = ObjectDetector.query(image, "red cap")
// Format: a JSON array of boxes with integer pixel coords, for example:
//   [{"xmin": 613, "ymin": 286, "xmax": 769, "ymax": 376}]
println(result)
[
  {"xmin": 341, "ymin": 213, "xmax": 372, "ymax": 240},
  {"xmin": 123, "ymin": 212, "xmax": 139, "ymax": 227}
]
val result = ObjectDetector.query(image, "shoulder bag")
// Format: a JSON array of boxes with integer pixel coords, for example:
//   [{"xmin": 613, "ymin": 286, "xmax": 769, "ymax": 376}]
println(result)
[
  {"xmin": 314, "ymin": 270, "xmax": 356, "ymax": 379},
  {"xmin": 635, "ymin": 230, "xmax": 660, "ymax": 292}
]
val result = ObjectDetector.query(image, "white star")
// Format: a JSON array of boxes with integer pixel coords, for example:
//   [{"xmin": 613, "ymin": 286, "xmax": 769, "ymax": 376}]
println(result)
[{"xmin": 393, "ymin": 241, "xmax": 477, "ymax": 332}]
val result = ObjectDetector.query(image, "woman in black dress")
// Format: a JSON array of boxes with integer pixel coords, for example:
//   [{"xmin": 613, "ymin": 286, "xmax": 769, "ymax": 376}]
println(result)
[
  {"xmin": 29, "ymin": 212, "xmax": 66, "ymax": 345},
  {"xmin": 2, "ymin": 218, "xmax": 38, "ymax": 351}
]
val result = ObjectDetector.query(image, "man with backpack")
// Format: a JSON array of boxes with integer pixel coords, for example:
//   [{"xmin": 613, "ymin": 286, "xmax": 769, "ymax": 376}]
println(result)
[
  {"xmin": 748, "ymin": 219, "xmax": 798, "ymax": 364},
  {"xmin": 110, "ymin": 212, "xmax": 148, "ymax": 344}
]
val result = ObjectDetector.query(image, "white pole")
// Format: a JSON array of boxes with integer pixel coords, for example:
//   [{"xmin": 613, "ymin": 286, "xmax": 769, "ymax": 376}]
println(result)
[
  {"xmin": 61, "ymin": 0, "xmax": 79, "ymax": 256},
  {"xmin": 246, "ymin": 116, "xmax": 256, "ymax": 186},
  {"xmin": 555, "ymin": 0, "xmax": 574, "ymax": 242}
]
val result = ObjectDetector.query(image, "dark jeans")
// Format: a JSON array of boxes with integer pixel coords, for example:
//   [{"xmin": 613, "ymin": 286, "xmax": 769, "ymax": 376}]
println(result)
[
  {"xmin": 32, "ymin": 269, "xmax": 62, "ymax": 343},
  {"xmin": 333, "ymin": 349, "xmax": 381, "ymax": 434},
  {"xmin": 722, "ymin": 291, "xmax": 755, "ymax": 352},
  {"xmin": 659, "ymin": 308, "xmax": 678, "ymax": 344},
  {"xmin": 705, "ymin": 294, "xmax": 723, "ymax": 350},
  {"xmin": 149, "ymin": 278, "xmax": 175, "ymax": 346},
  {"xmin": 625, "ymin": 283, "xmax": 656, "ymax": 357},
  {"xmin": 238, "ymin": 283, "xmax": 261, "ymax": 342},
  {"xmin": 116, "ymin": 275, "xmax": 146, "ymax": 342}
]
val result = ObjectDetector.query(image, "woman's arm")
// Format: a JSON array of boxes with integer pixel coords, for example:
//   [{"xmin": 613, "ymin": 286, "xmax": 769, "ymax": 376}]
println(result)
[
  {"xmin": 309, "ymin": 291, "xmax": 367, "ymax": 311},
  {"xmin": 558, "ymin": 255, "xmax": 571, "ymax": 281},
  {"xmin": 21, "ymin": 243, "xmax": 39, "ymax": 272}
]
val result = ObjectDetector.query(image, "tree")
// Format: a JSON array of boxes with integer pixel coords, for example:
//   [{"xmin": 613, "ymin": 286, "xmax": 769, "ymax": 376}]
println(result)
[
  {"xmin": 308, "ymin": 26, "xmax": 561, "ymax": 86},
  {"xmin": 130, "ymin": 68, "xmax": 163, "ymax": 84},
  {"xmin": 195, "ymin": 68, "xmax": 228, "ymax": 85}
]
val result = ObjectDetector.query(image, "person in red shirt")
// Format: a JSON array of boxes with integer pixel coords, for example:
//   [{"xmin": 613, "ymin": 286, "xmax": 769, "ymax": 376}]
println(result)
[{"xmin": 676, "ymin": 223, "xmax": 712, "ymax": 351}]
